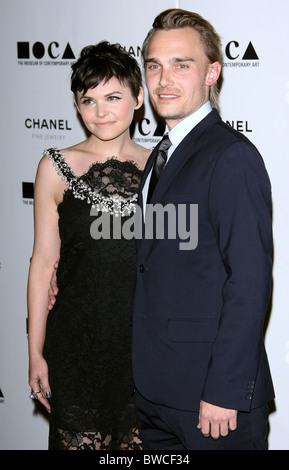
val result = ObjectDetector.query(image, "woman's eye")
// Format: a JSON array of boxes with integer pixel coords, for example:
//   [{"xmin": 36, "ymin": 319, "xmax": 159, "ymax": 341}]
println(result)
[
  {"xmin": 81, "ymin": 98, "xmax": 94, "ymax": 105},
  {"xmin": 107, "ymin": 95, "xmax": 121, "ymax": 101}
]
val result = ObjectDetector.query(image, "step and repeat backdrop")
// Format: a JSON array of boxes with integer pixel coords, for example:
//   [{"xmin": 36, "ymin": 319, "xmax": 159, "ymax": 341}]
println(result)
[{"xmin": 0, "ymin": 0, "xmax": 288, "ymax": 450}]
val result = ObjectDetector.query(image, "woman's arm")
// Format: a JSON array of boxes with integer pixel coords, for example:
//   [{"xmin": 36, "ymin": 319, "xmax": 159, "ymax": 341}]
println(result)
[{"xmin": 27, "ymin": 154, "xmax": 62, "ymax": 412}]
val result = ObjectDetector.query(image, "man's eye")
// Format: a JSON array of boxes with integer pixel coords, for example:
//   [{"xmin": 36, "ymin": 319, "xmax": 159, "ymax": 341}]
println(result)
[{"xmin": 147, "ymin": 64, "xmax": 159, "ymax": 70}]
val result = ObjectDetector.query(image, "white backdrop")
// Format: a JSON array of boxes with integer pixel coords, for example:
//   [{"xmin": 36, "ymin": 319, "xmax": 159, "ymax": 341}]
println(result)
[{"xmin": 0, "ymin": 0, "xmax": 288, "ymax": 450}]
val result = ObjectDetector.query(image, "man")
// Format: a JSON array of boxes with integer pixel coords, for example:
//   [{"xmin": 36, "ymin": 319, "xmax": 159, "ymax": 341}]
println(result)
[{"xmin": 132, "ymin": 8, "xmax": 274, "ymax": 450}]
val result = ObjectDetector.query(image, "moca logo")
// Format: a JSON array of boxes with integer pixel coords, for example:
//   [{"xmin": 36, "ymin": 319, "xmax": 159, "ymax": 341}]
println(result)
[
  {"xmin": 17, "ymin": 41, "xmax": 75, "ymax": 60},
  {"xmin": 223, "ymin": 41, "xmax": 259, "ymax": 68},
  {"xmin": 225, "ymin": 41, "xmax": 259, "ymax": 60}
]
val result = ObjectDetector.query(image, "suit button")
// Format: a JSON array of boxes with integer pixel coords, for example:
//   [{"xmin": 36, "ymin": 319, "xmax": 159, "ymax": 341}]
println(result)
[{"xmin": 138, "ymin": 264, "xmax": 145, "ymax": 272}]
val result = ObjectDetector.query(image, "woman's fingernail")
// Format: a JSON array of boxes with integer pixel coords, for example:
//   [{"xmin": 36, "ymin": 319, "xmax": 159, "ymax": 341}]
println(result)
[{"xmin": 46, "ymin": 391, "xmax": 52, "ymax": 399}]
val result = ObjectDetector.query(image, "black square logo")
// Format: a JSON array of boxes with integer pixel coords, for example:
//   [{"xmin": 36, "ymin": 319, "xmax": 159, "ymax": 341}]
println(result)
[
  {"xmin": 22, "ymin": 182, "xmax": 34, "ymax": 199},
  {"xmin": 17, "ymin": 42, "xmax": 30, "ymax": 59}
]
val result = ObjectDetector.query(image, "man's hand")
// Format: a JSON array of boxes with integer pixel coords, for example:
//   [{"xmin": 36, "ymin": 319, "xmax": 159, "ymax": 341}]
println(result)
[
  {"xmin": 197, "ymin": 400, "xmax": 237, "ymax": 439},
  {"xmin": 48, "ymin": 261, "xmax": 59, "ymax": 310}
]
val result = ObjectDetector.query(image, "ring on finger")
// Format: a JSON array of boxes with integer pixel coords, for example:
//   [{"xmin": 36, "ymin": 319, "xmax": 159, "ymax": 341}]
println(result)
[{"xmin": 29, "ymin": 388, "xmax": 41, "ymax": 400}]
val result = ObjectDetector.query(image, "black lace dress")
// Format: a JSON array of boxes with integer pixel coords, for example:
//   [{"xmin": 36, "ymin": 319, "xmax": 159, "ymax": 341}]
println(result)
[{"xmin": 42, "ymin": 148, "xmax": 143, "ymax": 450}]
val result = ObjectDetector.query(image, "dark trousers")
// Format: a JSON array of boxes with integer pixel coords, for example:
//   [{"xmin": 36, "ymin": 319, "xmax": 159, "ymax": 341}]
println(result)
[{"xmin": 135, "ymin": 390, "xmax": 269, "ymax": 450}]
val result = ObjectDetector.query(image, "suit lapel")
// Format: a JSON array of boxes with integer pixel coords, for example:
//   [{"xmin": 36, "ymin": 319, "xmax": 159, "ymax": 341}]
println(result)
[
  {"xmin": 148, "ymin": 109, "xmax": 221, "ymax": 204},
  {"xmin": 138, "ymin": 109, "xmax": 221, "ymax": 245}
]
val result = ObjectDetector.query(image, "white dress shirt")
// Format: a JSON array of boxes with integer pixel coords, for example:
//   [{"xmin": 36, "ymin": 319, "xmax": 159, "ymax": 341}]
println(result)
[{"xmin": 143, "ymin": 101, "xmax": 212, "ymax": 206}]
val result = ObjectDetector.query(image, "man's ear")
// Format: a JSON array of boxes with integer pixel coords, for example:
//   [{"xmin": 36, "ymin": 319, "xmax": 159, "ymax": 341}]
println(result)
[{"xmin": 206, "ymin": 62, "xmax": 222, "ymax": 87}]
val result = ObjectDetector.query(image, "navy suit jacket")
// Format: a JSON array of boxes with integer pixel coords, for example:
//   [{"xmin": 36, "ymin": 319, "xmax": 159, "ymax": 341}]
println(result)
[{"xmin": 132, "ymin": 109, "xmax": 274, "ymax": 412}]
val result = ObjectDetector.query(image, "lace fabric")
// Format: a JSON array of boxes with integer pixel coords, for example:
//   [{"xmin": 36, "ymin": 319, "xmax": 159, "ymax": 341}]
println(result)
[
  {"xmin": 47, "ymin": 148, "xmax": 141, "ymax": 215},
  {"xmin": 49, "ymin": 425, "xmax": 143, "ymax": 450},
  {"xmin": 43, "ymin": 148, "xmax": 144, "ymax": 450}
]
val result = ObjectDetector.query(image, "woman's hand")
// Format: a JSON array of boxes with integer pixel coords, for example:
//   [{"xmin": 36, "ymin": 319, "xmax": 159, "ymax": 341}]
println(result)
[{"xmin": 29, "ymin": 355, "xmax": 51, "ymax": 413}]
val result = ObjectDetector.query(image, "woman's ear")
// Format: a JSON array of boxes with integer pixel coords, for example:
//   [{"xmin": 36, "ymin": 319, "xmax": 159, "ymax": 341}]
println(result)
[
  {"xmin": 135, "ymin": 87, "xmax": 144, "ymax": 110},
  {"xmin": 206, "ymin": 62, "xmax": 222, "ymax": 87},
  {"xmin": 73, "ymin": 95, "xmax": 80, "ymax": 113}
]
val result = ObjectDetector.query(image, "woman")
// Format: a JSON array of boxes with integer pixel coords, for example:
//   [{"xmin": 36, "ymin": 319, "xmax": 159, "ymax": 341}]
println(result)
[{"xmin": 27, "ymin": 41, "xmax": 150, "ymax": 450}]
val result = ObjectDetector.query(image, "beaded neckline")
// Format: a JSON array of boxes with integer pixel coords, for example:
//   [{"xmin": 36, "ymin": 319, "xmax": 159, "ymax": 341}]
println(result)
[{"xmin": 45, "ymin": 148, "xmax": 143, "ymax": 216}]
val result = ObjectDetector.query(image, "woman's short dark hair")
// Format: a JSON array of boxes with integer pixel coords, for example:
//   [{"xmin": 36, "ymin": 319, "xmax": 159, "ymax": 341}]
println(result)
[{"xmin": 71, "ymin": 41, "xmax": 142, "ymax": 102}]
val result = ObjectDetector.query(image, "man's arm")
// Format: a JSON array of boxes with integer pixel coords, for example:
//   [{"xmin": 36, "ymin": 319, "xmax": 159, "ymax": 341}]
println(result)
[{"xmin": 201, "ymin": 141, "xmax": 272, "ymax": 415}]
